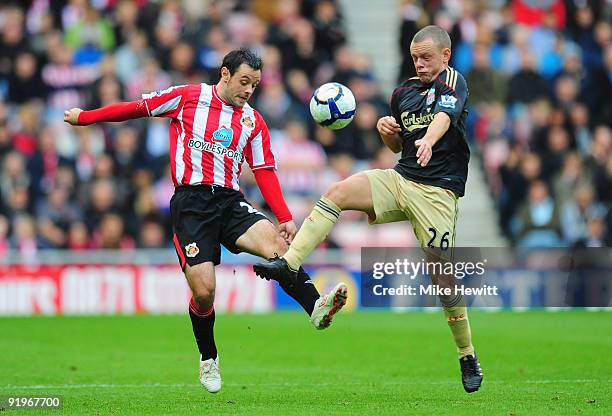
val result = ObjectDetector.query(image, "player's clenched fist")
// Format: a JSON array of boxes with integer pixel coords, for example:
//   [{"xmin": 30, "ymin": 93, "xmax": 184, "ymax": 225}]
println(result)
[
  {"xmin": 63, "ymin": 108, "xmax": 83, "ymax": 125},
  {"xmin": 376, "ymin": 116, "xmax": 402, "ymax": 138}
]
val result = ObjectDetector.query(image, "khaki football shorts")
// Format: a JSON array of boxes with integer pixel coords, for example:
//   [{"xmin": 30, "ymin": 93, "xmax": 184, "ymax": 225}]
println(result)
[{"xmin": 365, "ymin": 169, "xmax": 458, "ymax": 255}]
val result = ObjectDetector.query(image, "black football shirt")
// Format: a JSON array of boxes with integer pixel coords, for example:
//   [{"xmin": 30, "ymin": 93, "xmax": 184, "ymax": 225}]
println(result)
[{"xmin": 390, "ymin": 67, "xmax": 470, "ymax": 196}]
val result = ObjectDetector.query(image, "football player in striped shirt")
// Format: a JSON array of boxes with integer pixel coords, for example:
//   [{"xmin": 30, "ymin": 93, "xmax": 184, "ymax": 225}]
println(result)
[{"xmin": 64, "ymin": 48, "xmax": 348, "ymax": 393}]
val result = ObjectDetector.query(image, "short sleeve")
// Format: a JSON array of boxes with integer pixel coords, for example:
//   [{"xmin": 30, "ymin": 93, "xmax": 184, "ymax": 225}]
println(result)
[
  {"xmin": 244, "ymin": 112, "xmax": 277, "ymax": 171},
  {"xmin": 390, "ymin": 88, "xmax": 402, "ymax": 126},
  {"xmin": 141, "ymin": 85, "xmax": 190, "ymax": 119},
  {"xmin": 434, "ymin": 69, "xmax": 468, "ymax": 125}
]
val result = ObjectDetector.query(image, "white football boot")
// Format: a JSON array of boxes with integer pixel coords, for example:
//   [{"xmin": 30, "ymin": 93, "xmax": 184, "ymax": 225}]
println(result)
[
  {"xmin": 199, "ymin": 356, "xmax": 222, "ymax": 393},
  {"xmin": 310, "ymin": 282, "xmax": 348, "ymax": 329}
]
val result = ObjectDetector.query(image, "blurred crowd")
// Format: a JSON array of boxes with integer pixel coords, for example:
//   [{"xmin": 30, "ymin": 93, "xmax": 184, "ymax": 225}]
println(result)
[
  {"xmin": 401, "ymin": 0, "xmax": 611, "ymax": 248},
  {"xmin": 0, "ymin": 0, "xmax": 610, "ymax": 256},
  {"xmin": 0, "ymin": 0, "xmax": 392, "ymax": 256}
]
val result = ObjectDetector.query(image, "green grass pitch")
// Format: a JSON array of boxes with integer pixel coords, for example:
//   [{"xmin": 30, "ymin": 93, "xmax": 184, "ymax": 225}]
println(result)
[{"xmin": 1, "ymin": 311, "xmax": 610, "ymax": 415}]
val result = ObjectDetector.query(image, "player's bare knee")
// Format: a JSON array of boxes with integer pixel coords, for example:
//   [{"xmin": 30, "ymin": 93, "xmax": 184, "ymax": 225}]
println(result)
[
  {"xmin": 431, "ymin": 273, "xmax": 454, "ymax": 289},
  {"xmin": 192, "ymin": 287, "xmax": 215, "ymax": 310},
  {"xmin": 323, "ymin": 181, "xmax": 347, "ymax": 209},
  {"xmin": 185, "ymin": 265, "xmax": 215, "ymax": 309}
]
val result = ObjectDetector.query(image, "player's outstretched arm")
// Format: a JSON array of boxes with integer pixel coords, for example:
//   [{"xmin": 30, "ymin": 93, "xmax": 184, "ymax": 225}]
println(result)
[
  {"xmin": 63, "ymin": 100, "xmax": 150, "ymax": 126},
  {"xmin": 377, "ymin": 116, "xmax": 403, "ymax": 153}
]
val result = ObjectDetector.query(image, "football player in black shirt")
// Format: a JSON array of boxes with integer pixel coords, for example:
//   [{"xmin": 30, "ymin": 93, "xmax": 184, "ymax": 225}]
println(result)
[{"xmin": 254, "ymin": 25, "xmax": 483, "ymax": 393}]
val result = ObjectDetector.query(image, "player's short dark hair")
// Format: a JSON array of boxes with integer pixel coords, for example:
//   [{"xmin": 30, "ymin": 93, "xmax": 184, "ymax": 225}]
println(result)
[
  {"xmin": 412, "ymin": 25, "xmax": 452, "ymax": 50},
  {"xmin": 220, "ymin": 48, "xmax": 263, "ymax": 76}
]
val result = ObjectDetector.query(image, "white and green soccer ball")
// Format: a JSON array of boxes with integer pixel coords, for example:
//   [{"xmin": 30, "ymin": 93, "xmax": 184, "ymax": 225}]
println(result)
[{"xmin": 309, "ymin": 82, "xmax": 356, "ymax": 130}]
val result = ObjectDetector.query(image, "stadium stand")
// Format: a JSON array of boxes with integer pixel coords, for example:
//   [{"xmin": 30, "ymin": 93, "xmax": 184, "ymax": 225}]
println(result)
[{"xmin": 0, "ymin": 0, "xmax": 610, "ymax": 257}]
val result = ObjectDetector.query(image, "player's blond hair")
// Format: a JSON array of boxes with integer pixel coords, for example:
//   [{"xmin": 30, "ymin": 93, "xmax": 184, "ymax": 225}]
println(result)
[{"xmin": 412, "ymin": 25, "xmax": 451, "ymax": 50}]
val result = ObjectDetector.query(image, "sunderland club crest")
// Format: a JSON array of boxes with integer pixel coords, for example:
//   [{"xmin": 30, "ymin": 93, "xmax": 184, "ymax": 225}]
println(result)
[
  {"xmin": 241, "ymin": 115, "xmax": 255, "ymax": 129},
  {"xmin": 185, "ymin": 242, "xmax": 199, "ymax": 258}
]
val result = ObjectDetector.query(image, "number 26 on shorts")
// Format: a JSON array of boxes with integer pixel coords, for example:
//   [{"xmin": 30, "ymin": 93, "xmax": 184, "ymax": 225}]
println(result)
[{"xmin": 428, "ymin": 227, "xmax": 450, "ymax": 250}]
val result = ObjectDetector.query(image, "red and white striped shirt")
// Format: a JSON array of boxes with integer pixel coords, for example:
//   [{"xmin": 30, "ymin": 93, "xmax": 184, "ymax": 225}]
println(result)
[{"xmin": 141, "ymin": 83, "xmax": 276, "ymax": 189}]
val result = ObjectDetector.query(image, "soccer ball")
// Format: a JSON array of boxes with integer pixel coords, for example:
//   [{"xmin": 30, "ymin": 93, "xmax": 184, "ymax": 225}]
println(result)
[{"xmin": 309, "ymin": 82, "xmax": 356, "ymax": 130}]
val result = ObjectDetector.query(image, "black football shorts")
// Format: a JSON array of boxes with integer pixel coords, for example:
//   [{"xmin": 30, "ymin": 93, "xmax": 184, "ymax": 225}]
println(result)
[{"xmin": 170, "ymin": 185, "xmax": 269, "ymax": 270}]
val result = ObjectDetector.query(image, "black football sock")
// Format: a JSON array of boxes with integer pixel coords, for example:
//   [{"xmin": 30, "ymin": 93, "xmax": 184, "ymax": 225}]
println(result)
[
  {"xmin": 188, "ymin": 298, "xmax": 217, "ymax": 361},
  {"xmin": 279, "ymin": 267, "xmax": 320, "ymax": 315}
]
